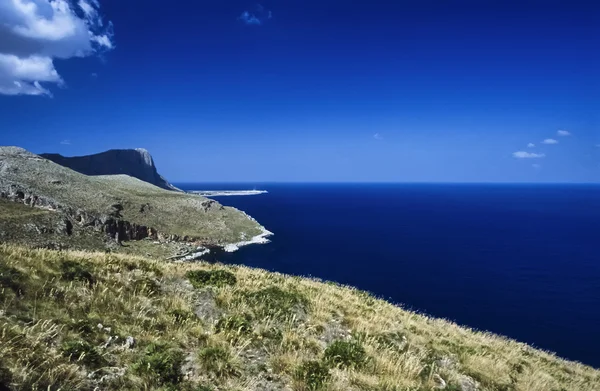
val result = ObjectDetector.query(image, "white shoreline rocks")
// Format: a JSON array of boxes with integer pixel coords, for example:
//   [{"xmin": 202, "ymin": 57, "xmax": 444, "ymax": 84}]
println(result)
[
  {"xmin": 187, "ymin": 190, "xmax": 268, "ymax": 197},
  {"xmin": 224, "ymin": 226, "xmax": 274, "ymax": 252}
]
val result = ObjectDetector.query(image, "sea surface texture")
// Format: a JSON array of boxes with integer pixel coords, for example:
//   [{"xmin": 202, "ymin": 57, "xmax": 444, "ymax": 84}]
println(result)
[{"xmin": 176, "ymin": 183, "xmax": 600, "ymax": 368}]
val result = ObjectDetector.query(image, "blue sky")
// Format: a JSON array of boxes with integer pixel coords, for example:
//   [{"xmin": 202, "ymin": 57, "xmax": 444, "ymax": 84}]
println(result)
[{"xmin": 0, "ymin": 0, "xmax": 598, "ymax": 182}]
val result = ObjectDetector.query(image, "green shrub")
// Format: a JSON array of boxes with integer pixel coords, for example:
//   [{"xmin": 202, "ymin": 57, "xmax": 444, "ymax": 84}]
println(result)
[
  {"xmin": 133, "ymin": 342, "xmax": 185, "ymax": 385},
  {"xmin": 60, "ymin": 260, "xmax": 96, "ymax": 286},
  {"xmin": 198, "ymin": 345, "xmax": 238, "ymax": 378},
  {"xmin": 244, "ymin": 286, "xmax": 309, "ymax": 319},
  {"xmin": 61, "ymin": 340, "xmax": 106, "ymax": 368},
  {"xmin": 0, "ymin": 264, "xmax": 25, "ymax": 295},
  {"xmin": 0, "ymin": 360, "xmax": 12, "ymax": 391},
  {"xmin": 130, "ymin": 275, "xmax": 161, "ymax": 295},
  {"xmin": 294, "ymin": 360, "xmax": 330, "ymax": 390},
  {"xmin": 215, "ymin": 314, "xmax": 253, "ymax": 335},
  {"xmin": 186, "ymin": 270, "xmax": 236, "ymax": 288},
  {"xmin": 170, "ymin": 308, "xmax": 196, "ymax": 324},
  {"xmin": 323, "ymin": 340, "xmax": 368, "ymax": 369}
]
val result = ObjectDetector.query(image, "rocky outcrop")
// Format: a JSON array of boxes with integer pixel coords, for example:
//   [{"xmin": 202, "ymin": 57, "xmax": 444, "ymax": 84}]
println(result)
[
  {"xmin": 40, "ymin": 149, "xmax": 180, "ymax": 191},
  {"xmin": 0, "ymin": 183, "xmax": 196, "ymax": 244}
]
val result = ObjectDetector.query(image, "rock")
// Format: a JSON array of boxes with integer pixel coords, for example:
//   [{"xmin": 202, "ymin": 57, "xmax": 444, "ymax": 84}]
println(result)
[
  {"xmin": 437, "ymin": 355, "xmax": 457, "ymax": 370},
  {"xmin": 40, "ymin": 148, "xmax": 180, "ymax": 191},
  {"xmin": 433, "ymin": 374, "xmax": 447, "ymax": 389},
  {"xmin": 124, "ymin": 336, "xmax": 135, "ymax": 349},
  {"xmin": 55, "ymin": 219, "xmax": 73, "ymax": 235},
  {"xmin": 459, "ymin": 376, "xmax": 479, "ymax": 391}
]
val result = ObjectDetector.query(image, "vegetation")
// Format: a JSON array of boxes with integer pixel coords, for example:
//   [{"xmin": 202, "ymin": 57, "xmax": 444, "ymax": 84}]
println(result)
[
  {"xmin": 0, "ymin": 147, "xmax": 264, "ymax": 251},
  {"xmin": 186, "ymin": 269, "xmax": 237, "ymax": 288},
  {"xmin": 0, "ymin": 244, "xmax": 598, "ymax": 390}
]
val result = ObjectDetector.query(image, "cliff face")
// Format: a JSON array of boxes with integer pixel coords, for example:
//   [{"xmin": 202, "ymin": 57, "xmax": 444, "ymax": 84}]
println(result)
[{"xmin": 40, "ymin": 148, "xmax": 179, "ymax": 191}]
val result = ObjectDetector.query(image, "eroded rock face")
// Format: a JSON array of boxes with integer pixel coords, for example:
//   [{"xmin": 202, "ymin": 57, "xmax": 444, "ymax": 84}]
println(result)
[
  {"xmin": 0, "ymin": 184, "xmax": 182, "ymax": 244},
  {"xmin": 40, "ymin": 149, "xmax": 180, "ymax": 191}
]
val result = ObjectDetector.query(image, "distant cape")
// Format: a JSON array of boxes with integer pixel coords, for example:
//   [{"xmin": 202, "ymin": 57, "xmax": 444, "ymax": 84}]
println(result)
[{"xmin": 41, "ymin": 148, "xmax": 180, "ymax": 191}]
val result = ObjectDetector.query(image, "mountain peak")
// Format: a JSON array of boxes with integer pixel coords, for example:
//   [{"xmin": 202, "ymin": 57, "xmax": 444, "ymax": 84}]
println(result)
[{"xmin": 40, "ymin": 149, "xmax": 179, "ymax": 191}]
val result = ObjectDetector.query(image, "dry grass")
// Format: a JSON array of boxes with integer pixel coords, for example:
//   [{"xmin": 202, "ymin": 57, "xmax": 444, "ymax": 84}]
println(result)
[{"xmin": 0, "ymin": 244, "xmax": 598, "ymax": 391}]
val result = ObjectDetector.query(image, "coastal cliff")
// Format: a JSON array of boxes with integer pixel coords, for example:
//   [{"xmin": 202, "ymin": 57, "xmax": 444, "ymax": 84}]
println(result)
[
  {"xmin": 41, "ymin": 148, "xmax": 179, "ymax": 191},
  {"xmin": 0, "ymin": 146, "xmax": 268, "ymax": 255}
]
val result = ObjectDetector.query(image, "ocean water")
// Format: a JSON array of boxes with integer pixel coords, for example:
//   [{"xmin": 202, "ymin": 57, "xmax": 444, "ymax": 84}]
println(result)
[{"xmin": 176, "ymin": 183, "xmax": 600, "ymax": 368}]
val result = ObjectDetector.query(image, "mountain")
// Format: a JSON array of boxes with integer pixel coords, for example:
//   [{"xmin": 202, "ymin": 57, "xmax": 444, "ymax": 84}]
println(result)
[
  {"xmin": 0, "ymin": 146, "xmax": 267, "ymax": 255},
  {"xmin": 40, "ymin": 148, "xmax": 179, "ymax": 191}
]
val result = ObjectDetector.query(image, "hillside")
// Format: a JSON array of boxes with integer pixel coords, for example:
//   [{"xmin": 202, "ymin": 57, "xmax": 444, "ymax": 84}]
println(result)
[
  {"xmin": 41, "ymin": 148, "xmax": 179, "ymax": 191},
  {"xmin": 0, "ymin": 244, "xmax": 598, "ymax": 391},
  {"xmin": 0, "ymin": 147, "xmax": 266, "ymax": 255}
]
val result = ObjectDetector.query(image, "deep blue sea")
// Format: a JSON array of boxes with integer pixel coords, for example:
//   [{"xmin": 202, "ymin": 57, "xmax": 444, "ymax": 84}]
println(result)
[{"xmin": 177, "ymin": 183, "xmax": 600, "ymax": 368}]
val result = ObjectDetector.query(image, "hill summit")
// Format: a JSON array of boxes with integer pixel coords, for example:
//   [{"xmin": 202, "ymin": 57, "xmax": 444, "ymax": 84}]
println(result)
[{"xmin": 40, "ymin": 148, "xmax": 179, "ymax": 191}]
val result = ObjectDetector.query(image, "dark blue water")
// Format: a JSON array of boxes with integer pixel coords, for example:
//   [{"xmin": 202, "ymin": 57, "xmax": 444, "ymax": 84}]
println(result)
[{"xmin": 177, "ymin": 183, "xmax": 600, "ymax": 368}]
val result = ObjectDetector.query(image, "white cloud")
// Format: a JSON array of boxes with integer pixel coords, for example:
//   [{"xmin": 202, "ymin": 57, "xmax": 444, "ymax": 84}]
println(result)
[
  {"xmin": 557, "ymin": 130, "xmax": 571, "ymax": 136},
  {"xmin": 238, "ymin": 5, "xmax": 272, "ymax": 26},
  {"xmin": 0, "ymin": 0, "xmax": 114, "ymax": 96},
  {"xmin": 527, "ymin": 143, "xmax": 535, "ymax": 148},
  {"xmin": 239, "ymin": 11, "xmax": 262, "ymax": 25},
  {"xmin": 513, "ymin": 151, "xmax": 546, "ymax": 159},
  {"xmin": 60, "ymin": 139, "xmax": 71, "ymax": 145},
  {"xmin": 532, "ymin": 163, "xmax": 541, "ymax": 169},
  {"xmin": 373, "ymin": 133, "xmax": 383, "ymax": 140},
  {"xmin": 542, "ymin": 139, "xmax": 559, "ymax": 145}
]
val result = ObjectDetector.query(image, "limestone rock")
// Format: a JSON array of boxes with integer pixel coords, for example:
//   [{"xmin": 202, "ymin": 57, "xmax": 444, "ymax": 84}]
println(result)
[{"xmin": 40, "ymin": 148, "xmax": 180, "ymax": 191}]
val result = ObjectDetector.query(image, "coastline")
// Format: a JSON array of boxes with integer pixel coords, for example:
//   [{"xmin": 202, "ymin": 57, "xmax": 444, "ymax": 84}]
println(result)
[
  {"xmin": 188, "ymin": 190, "xmax": 268, "ymax": 197},
  {"xmin": 224, "ymin": 225, "xmax": 274, "ymax": 252}
]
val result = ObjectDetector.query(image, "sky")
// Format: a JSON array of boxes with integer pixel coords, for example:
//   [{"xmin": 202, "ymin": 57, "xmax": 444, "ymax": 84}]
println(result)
[{"xmin": 0, "ymin": 0, "xmax": 598, "ymax": 183}]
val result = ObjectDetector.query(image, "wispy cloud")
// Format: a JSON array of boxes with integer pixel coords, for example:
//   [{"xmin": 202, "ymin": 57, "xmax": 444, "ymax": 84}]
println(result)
[
  {"xmin": 513, "ymin": 151, "xmax": 546, "ymax": 159},
  {"xmin": 527, "ymin": 143, "xmax": 535, "ymax": 148},
  {"xmin": 60, "ymin": 139, "xmax": 71, "ymax": 145},
  {"xmin": 532, "ymin": 163, "xmax": 542, "ymax": 169},
  {"xmin": 0, "ymin": 0, "xmax": 114, "ymax": 96},
  {"xmin": 238, "ymin": 5, "xmax": 272, "ymax": 26},
  {"xmin": 373, "ymin": 133, "xmax": 383, "ymax": 140},
  {"xmin": 542, "ymin": 139, "xmax": 559, "ymax": 145},
  {"xmin": 557, "ymin": 130, "xmax": 571, "ymax": 136}
]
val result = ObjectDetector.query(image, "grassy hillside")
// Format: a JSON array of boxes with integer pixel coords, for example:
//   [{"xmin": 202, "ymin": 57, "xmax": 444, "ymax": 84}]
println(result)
[
  {"xmin": 1, "ymin": 245, "xmax": 598, "ymax": 391},
  {"xmin": 0, "ymin": 147, "xmax": 264, "ymax": 248}
]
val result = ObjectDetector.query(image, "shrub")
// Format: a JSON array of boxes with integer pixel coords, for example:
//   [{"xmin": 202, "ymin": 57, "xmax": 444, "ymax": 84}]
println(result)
[
  {"xmin": 244, "ymin": 286, "xmax": 309, "ymax": 319},
  {"xmin": 0, "ymin": 264, "xmax": 25, "ymax": 295},
  {"xmin": 170, "ymin": 308, "xmax": 196, "ymax": 324},
  {"xmin": 133, "ymin": 342, "xmax": 185, "ymax": 385},
  {"xmin": 215, "ymin": 314, "xmax": 253, "ymax": 335},
  {"xmin": 60, "ymin": 260, "xmax": 96, "ymax": 286},
  {"xmin": 323, "ymin": 340, "xmax": 368, "ymax": 369},
  {"xmin": 61, "ymin": 340, "xmax": 106, "ymax": 368},
  {"xmin": 0, "ymin": 360, "xmax": 12, "ymax": 391},
  {"xmin": 130, "ymin": 275, "xmax": 161, "ymax": 295},
  {"xmin": 198, "ymin": 345, "xmax": 238, "ymax": 378},
  {"xmin": 186, "ymin": 270, "xmax": 236, "ymax": 288},
  {"xmin": 294, "ymin": 360, "xmax": 330, "ymax": 391}
]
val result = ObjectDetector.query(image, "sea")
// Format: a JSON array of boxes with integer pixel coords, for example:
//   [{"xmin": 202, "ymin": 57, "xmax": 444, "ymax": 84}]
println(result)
[{"xmin": 176, "ymin": 183, "xmax": 600, "ymax": 368}]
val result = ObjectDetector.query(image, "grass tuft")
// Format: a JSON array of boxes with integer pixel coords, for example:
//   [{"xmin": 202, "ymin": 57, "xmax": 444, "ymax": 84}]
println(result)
[
  {"xmin": 186, "ymin": 269, "xmax": 237, "ymax": 288},
  {"xmin": 133, "ymin": 342, "xmax": 185, "ymax": 386},
  {"xmin": 244, "ymin": 286, "xmax": 309, "ymax": 319},
  {"xmin": 294, "ymin": 360, "xmax": 331, "ymax": 391},
  {"xmin": 215, "ymin": 313, "xmax": 253, "ymax": 336},
  {"xmin": 61, "ymin": 340, "xmax": 106, "ymax": 369},
  {"xmin": 198, "ymin": 345, "xmax": 239, "ymax": 379},
  {"xmin": 323, "ymin": 340, "xmax": 368, "ymax": 369},
  {"xmin": 0, "ymin": 264, "xmax": 25, "ymax": 295},
  {"xmin": 60, "ymin": 260, "xmax": 96, "ymax": 286}
]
